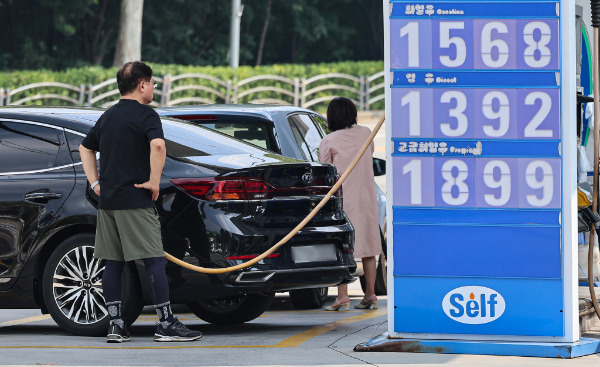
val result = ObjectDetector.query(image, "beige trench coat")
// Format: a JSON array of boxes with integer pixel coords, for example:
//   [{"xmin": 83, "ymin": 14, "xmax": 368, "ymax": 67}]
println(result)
[{"xmin": 319, "ymin": 124, "xmax": 381, "ymax": 258}]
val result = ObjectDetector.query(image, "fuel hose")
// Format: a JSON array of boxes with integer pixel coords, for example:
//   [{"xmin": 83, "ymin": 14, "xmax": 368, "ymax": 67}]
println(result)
[
  {"xmin": 164, "ymin": 113, "xmax": 385, "ymax": 274},
  {"xmin": 588, "ymin": 0, "xmax": 600, "ymax": 320}
]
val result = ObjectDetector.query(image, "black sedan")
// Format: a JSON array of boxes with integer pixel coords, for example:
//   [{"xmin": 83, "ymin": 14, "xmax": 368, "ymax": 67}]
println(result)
[
  {"xmin": 0, "ymin": 106, "xmax": 356, "ymax": 336},
  {"xmin": 156, "ymin": 105, "xmax": 387, "ymax": 298}
]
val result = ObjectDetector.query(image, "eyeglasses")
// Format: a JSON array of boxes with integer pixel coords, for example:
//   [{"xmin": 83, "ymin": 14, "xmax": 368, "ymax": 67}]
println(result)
[{"xmin": 143, "ymin": 80, "xmax": 158, "ymax": 89}]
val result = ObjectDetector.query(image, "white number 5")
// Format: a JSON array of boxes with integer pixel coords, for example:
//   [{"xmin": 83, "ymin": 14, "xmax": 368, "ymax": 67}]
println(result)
[{"xmin": 439, "ymin": 22, "xmax": 467, "ymax": 67}]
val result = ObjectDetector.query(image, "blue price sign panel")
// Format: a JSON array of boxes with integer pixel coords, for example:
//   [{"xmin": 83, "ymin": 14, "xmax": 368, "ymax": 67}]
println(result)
[
  {"xmin": 391, "ymin": 19, "xmax": 559, "ymax": 70},
  {"xmin": 385, "ymin": 0, "xmax": 576, "ymax": 341}
]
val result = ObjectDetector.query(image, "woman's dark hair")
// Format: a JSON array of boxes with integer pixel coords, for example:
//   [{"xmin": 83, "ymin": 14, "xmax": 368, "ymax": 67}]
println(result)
[
  {"xmin": 326, "ymin": 97, "xmax": 357, "ymax": 132},
  {"xmin": 116, "ymin": 61, "xmax": 153, "ymax": 96}
]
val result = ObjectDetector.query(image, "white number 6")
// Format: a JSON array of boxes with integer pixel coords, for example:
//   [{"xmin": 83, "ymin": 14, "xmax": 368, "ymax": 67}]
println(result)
[{"xmin": 481, "ymin": 22, "xmax": 509, "ymax": 68}]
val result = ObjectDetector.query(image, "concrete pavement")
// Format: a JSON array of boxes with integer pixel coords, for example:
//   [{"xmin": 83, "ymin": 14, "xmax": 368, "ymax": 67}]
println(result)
[{"xmin": 2, "ymin": 281, "xmax": 600, "ymax": 365}]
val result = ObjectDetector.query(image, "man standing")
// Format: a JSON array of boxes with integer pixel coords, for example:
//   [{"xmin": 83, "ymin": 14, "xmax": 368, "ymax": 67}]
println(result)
[{"xmin": 79, "ymin": 61, "xmax": 202, "ymax": 343}]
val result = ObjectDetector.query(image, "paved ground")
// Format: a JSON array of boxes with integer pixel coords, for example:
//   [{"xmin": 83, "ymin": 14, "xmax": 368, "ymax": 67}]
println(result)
[{"xmin": 2, "ymin": 281, "xmax": 600, "ymax": 366}]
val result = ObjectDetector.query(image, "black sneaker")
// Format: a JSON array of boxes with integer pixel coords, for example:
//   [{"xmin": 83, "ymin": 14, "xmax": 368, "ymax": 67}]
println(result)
[
  {"xmin": 154, "ymin": 319, "xmax": 202, "ymax": 342},
  {"xmin": 106, "ymin": 322, "xmax": 131, "ymax": 343}
]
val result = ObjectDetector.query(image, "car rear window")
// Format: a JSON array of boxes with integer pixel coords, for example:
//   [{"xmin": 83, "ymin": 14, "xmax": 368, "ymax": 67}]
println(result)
[
  {"xmin": 161, "ymin": 118, "xmax": 264, "ymax": 158},
  {"xmin": 287, "ymin": 114, "xmax": 324, "ymax": 162},
  {"xmin": 194, "ymin": 121, "xmax": 273, "ymax": 150}
]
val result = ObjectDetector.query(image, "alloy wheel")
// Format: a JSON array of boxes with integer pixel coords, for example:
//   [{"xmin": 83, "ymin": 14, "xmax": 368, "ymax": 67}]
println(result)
[{"xmin": 51, "ymin": 245, "xmax": 107, "ymax": 325}]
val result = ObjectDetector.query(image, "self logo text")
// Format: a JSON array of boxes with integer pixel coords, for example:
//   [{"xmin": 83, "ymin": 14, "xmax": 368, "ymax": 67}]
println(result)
[{"xmin": 442, "ymin": 286, "xmax": 506, "ymax": 324}]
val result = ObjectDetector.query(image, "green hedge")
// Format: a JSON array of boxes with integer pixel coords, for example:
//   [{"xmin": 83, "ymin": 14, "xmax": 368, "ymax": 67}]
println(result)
[
  {"xmin": 0, "ymin": 61, "xmax": 385, "ymax": 111},
  {"xmin": 0, "ymin": 61, "xmax": 383, "ymax": 89}
]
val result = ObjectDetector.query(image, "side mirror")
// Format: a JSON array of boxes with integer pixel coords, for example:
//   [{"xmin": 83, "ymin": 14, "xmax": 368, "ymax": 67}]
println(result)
[{"xmin": 373, "ymin": 158, "xmax": 386, "ymax": 176}]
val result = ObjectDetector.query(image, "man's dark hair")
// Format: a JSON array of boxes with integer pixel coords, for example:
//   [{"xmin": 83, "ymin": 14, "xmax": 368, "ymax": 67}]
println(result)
[
  {"xmin": 116, "ymin": 61, "xmax": 153, "ymax": 96},
  {"xmin": 326, "ymin": 97, "xmax": 357, "ymax": 132}
]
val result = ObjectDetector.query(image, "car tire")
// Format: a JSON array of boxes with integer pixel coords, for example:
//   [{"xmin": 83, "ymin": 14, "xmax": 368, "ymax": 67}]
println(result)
[
  {"xmin": 187, "ymin": 293, "xmax": 275, "ymax": 325},
  {"xmin": 42, "ymin": 233, "xmax": 144, "ymax": 336},
  {"xmin": 289, "ymin": 287, "xmax": 329, "ymax": 309},
  {"xmin": 359, "ymin": 227, "xmax": 388, "ymax": 296}
]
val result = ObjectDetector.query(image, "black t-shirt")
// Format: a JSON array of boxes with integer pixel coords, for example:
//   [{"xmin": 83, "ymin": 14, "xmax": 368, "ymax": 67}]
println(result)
[{"xmin": 82, "ymin": 99, "xmax": 164, "ymax": 210}]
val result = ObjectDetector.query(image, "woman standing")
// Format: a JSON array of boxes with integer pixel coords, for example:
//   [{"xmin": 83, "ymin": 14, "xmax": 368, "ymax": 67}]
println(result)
[{"xmin": 319, "ymin": 97, "xmax": 381, "ymax": 311}]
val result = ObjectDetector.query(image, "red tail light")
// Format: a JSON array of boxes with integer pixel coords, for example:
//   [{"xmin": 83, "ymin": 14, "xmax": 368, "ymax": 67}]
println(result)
[
  {"xmin": 171, "ymin": 178, "xmax": 266, "ymax": 201},
  {"xmin": 171, "ymin": 177, "xmax": 341, "ymax": 201}
]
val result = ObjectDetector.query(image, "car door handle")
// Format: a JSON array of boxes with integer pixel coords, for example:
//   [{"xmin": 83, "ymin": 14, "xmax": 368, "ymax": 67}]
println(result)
[{"xmin": 25, "ymin": 192, "xmax": 62, "ymax": 201}]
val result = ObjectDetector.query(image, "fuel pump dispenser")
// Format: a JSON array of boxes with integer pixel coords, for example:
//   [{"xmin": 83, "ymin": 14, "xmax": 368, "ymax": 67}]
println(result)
[
  {"xmin": 355, "ymin": 0, "xmax": 600, "ymax": 358},
  {"xmin": 578, "ymin": 187, "xmax": 600, "ymax": 318}
]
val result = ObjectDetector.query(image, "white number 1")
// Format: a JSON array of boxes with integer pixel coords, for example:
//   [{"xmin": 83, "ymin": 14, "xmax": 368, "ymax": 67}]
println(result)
[
  {"xmin": 403, "ymin": 159, "xmax": 422, "ymax": 204},
  {"xmin": 401, "ymin": 91, "xmax": 421, "ymax": 136},
  {"xmin": 400, "ymin": 22, "xmax": 420, "ymax": 67}
]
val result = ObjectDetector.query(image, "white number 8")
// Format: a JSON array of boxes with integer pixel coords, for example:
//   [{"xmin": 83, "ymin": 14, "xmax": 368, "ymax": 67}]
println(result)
[
  {"xmin": 441, "ymin": 160, "xmax": 469, "ymax": 205},
  {"xmin": 523, "ymin": 22, "xmax": 552, "ymax": 68}
]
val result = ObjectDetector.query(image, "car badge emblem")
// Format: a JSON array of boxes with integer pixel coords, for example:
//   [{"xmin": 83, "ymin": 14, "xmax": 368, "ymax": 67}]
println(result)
[{"xmin": 302, "ymin": 172, "xmax": 313, "ymax": 184}]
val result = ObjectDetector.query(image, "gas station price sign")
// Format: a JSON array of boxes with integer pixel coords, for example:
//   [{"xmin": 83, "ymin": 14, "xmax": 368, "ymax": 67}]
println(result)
[{"xmin": 387, "ymin": 0, "xmax": 570, "ymax": 338}]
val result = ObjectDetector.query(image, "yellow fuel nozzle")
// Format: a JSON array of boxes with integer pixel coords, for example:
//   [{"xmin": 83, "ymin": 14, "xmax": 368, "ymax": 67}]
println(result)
[{"xmin": 579, "ymin": 187, "xmax": 593, "ymax": 209}]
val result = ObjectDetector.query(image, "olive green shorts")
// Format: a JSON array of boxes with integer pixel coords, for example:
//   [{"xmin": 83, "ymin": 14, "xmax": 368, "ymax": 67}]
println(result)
[{"xmin": 94, "ymin": 208, "xmax": 165, "ymax": 261}]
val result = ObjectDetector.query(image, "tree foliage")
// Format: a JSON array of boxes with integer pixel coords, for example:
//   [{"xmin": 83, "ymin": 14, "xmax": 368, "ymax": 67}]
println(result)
[{"xmin": 0, "ymin": 0, "xmax": 383, "ymax": 71}]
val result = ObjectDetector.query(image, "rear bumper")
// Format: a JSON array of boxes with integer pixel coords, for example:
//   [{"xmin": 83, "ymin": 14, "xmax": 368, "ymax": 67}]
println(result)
[
  {"xmin": 228, "ymin": 265, "xmax": 356, "ymax": 292},
  {"xmin": 159, "ymin": 198, "xmax": 356, "ymax": 302},
  {"xmin": 165, "ymin": 263, "xmax": 356, "ymax": 303}
]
